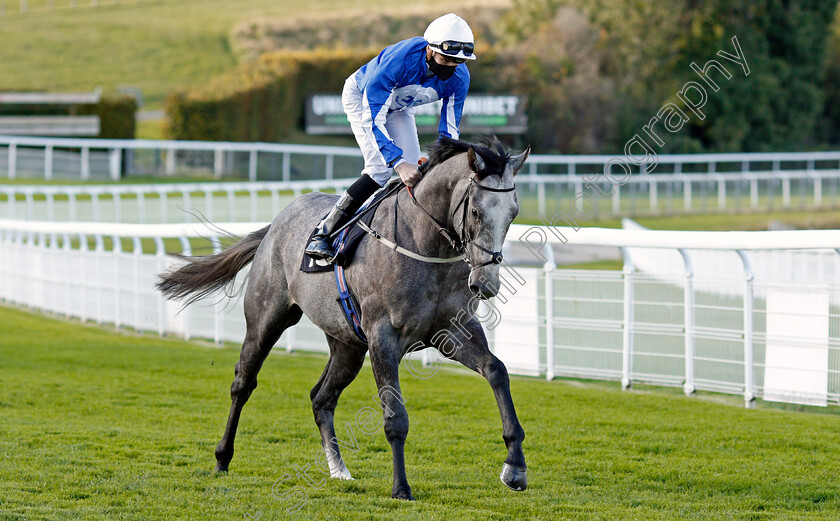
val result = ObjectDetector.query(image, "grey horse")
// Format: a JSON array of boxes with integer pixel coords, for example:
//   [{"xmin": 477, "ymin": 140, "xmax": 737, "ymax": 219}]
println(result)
[{"xmin": 157, "ymin": 137, "xmax": 530, "ymax": 500}]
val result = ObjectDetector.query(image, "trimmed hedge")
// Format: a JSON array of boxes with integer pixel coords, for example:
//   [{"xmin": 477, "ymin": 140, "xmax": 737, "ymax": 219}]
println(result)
[
  {"xmin": 93, "ymin": 94, "xmax": 137, "ymax": 139},
  {"xmin": 165, "ymin": 48, "xmax": 376, "ymax": 142}
]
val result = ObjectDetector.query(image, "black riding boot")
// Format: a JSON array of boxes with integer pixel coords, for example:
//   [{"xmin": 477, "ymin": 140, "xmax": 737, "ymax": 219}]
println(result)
[{"xmin": 305, "ymin": 174, "xmax": 381, "ymax": 260}]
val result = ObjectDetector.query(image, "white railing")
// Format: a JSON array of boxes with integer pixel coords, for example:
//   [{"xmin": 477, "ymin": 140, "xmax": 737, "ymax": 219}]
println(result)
[
  {"xmin": 2, "ymin": 218, "xmax": 838, "ymax": 407},
  {"xmin": 2, "ymin": 136, "xmax": 840, "ymax": 217},
  {"xmin": 0, "ymin": 136, "xmax": 365, "ymax": 182},
  {"xmin": 0, "ymin": 180, "xmax": 353, "ymax": 223},
  {"xmin": 1, "ymin": 173, "xmax": 840, "ymax": 224}
]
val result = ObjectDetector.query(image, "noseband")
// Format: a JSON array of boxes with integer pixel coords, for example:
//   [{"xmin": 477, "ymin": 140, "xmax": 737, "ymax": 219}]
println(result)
[{"xmin": 407, "ymin": 174, "xmax": 516, "ymax": 272}]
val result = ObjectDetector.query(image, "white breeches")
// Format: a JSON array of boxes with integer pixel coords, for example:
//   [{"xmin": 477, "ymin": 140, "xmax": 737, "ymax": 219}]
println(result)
[{"xmin": 342, "ymin": 77, "xmax": 422, "ymax": 186}]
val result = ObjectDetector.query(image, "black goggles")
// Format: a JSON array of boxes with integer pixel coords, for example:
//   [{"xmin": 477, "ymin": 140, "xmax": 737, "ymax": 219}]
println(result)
[{"xmin": 434, "ymin": 40, "xmax": 474, "ymax": 57}]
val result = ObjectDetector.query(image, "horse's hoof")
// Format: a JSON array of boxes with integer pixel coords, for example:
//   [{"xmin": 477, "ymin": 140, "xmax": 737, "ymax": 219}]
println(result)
[
  {"xmin": 500, "ymin": 462, "xmax": 527, "ymax": 491},
  {"xmin": 392, "ymin": 486, "xmax": 415, "ymax": 501},
  {"xmin": 330, "ymin": 467, "xmax": 353, "ymax": 480}
]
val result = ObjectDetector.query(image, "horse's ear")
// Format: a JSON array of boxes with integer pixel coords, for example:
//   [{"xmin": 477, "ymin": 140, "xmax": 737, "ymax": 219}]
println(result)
[
  {"xmin": 508, "ymin": 146, "xmax": 531, "ymax": 176},
  {"xmin": 468, "ymin": 146, "xmax": 486, "ymax": 174}
]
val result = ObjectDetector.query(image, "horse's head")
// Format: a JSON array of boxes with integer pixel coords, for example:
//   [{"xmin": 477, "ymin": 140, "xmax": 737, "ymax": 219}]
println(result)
[{"xmin": 419, "ymin": 137, "xmax": 530, "ymax": 300}]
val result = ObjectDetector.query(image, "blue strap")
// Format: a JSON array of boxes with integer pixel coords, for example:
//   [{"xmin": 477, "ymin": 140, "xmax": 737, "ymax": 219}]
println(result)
[{"xmin": 333, "ymin": 228, "xmax": 368, "ymax": 343}]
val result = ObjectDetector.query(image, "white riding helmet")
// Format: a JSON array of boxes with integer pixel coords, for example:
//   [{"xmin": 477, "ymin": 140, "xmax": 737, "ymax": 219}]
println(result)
[{"xmin": 423, "ymin": 13, "xmax": 476, "ymax": 61}]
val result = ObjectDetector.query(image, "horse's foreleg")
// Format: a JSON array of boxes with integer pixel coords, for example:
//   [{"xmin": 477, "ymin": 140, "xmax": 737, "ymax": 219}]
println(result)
[
  {"xmin": 368, "ymin": 326, "xmax": 414, "ymax": 500},
  {"xmin": 311, "ymin": 337, "xmax": 367, "ymax": 480},
  {"xmin": 448, "ymin": 320, "xmax": 527, "ymax": 491}
]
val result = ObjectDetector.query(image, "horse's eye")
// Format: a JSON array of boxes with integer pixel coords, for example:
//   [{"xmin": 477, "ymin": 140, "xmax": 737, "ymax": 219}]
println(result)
[{"xmin": 471, "ymin": 208, "xmax": 479, "ymax": 218}]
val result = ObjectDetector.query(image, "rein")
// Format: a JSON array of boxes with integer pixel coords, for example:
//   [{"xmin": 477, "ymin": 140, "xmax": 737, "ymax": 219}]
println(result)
[
  {"xmin": 407, "ymin": 174, "xmax": 515, "ymax": 272},
  {"xmin": 339, "ymin": 172, "xmax": 516, "ymax": 269}
]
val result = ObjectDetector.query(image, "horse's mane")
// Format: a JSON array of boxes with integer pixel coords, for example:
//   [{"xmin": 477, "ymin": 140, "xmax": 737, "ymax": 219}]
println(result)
[{"xmin": 419, "ymin": 136, "xmax": 510, "ymax": 179}]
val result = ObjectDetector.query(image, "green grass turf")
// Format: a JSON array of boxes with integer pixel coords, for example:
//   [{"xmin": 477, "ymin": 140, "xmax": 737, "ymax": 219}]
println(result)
[
  {"xmin": 0, "ymin": 0, "xmax": 486, "ymax": 108},
  {"xmin": 2, "ymin": 304, "xmax": 840, "ymax": 520}
]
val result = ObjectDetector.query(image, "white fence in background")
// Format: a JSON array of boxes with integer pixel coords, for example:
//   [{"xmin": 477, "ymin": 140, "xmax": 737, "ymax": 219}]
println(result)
[
  {"xmin": 2, "ymin": 172, "xmax": 840, "ymax": 224},
  {"xmin": 0, "ymin": 180, "xmax": 353, "ymax": 223},
  {"xmin": 2, "ymin": 136, "xmax": 840, "ymax": 218},
  {"xmin": 1, "ymin": 219, "xmax": 838, "ymax": 407}
]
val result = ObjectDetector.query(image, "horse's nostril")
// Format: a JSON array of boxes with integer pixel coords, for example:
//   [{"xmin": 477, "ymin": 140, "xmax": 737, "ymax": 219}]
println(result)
[{"xmin": 469, "ymin": 284, "xmax": 480, "ymax": 295}]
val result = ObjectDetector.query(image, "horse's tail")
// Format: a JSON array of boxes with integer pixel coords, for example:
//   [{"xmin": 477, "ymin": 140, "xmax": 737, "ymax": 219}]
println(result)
[{"xmin": 156, "ymin": 225, "xmax": 271, "ymax": 306}]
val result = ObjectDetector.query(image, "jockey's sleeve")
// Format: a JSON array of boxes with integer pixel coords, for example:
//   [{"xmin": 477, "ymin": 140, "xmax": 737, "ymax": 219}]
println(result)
[
  {"xmin": 438, "ymin": 70, "xmax": 470, "ymax": 140},
  {"xmin": 361, "ymin": 54, "xmax": 406, "ymax": 167}
]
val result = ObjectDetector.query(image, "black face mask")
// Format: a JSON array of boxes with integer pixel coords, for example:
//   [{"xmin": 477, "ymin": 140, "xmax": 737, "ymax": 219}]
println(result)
[{"xmin": 426, "ymin": 56, "xmax": 457, "ymax": 81}]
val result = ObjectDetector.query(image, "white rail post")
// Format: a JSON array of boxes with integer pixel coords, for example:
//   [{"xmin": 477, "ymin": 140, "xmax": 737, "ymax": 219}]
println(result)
[
  {"xmin": 286, "ymin": 322, "xmax": 296, "ymax": 353},
  {"xmin": 137, "ymin": 191, "xmax": 146, "ymax": 224},
  {"xmin": 166, "ymin": 146, "xmax": 176, "ymax": 176},
  {"xmin": 68, "ymin": 190, "xmax": 77, "ymax": 221},
  {"xmin": 250, "ymin": 188, "xmax": 258, "ymax": 222},
  {"xmin": 736, "ymin": 250, "xmax": 755, "ymax": 409},
  {"xmin": 133, "ymin": 237, "xmax": 142, "ymax": 334},
  {"xmin": 46, "ymin": 193, "xmax": 55, "ymax": 222},
  {"xmin": 5, "ymin": 188, "xmax": 14, "ymax": 219},
  {"xmin": 49, "ymin": 233, "xmax": 61, "ymax": 313},
  {"xmin": 814, "ymin": 173, "xmax": 822, "ymax": 207},
  {"xmin": 25, "ymin": 191, "xmax": 33, "ymax": 220},
  {"xmin": 79, "ymin": 233, "xmax": 88, "ymax": 323},
  {"xmin": 183, "ymin": 190, "xmax": 192, "ymax": 222},
  {"xmin": 649, "ymin": 179, "xmax": 658, "ymax": 212},
  {"xmin": 750, "ymin": 177, "xmax": 759, "ymax": 209},
  {"xmin": 227, "ymin": 189, "xmax": 236, "ymax": 221},
  {"xmin": 326, "ymin": 154, "xmax": 334, "ymax": 181},
  {"xmin": 159, "ymin": 190, "xmax": 168, "ymax": 224},
  {"xmin": 537, "ymin": 181, "xmax": 546, "ymax": 216},
  {"xmin": 543, "ymin": 242, "xmax": 557, "ymax": 381},
  {"xmin": 683, "ymin": 180, "xmax": 692, "ymax": 211},
  {"xmin": 612, "ymin": 185, "xmax": 621, "ymax": 215},
  {"xmin": 95, "ymin": 234, "xmax": 104, "ymax": 325},
  {"xmin": 154, "ymin": 237, "xmax": 166, "ymax": 336},
  {"xmin": 179, "ymin": 236, "xmax": 192, "ymax": 341},
  {"xmin": 61, "ymin": 232, "xmax": 71, "ymax": 317},
  {"xmin": 282, "ymin": 152, "xmax": 291, "ymax": 183},
  {"xmin": 8, "ymin": 143, "xmax": 16, "ymax": 179},
  {"xmin": 81, "ymin": 147, "xmax": 90, "ymax": 181},
  {"xmin": 249, "ymin": 150, "xmax": 258, "ymax": 182},
  {"xmin": 109, "ymin": 148, "xmax": 122, "ymax": 181},
  {"xmin": 621, "ymin": 247, "xmax": 635, "ymax": 390},
  {"xmin": 214, "ymin": 148, "xmax": 224, "ymax": 179},
  {"xmin": 113, "ymin": 235, "xmax": 121, "ymax": 328},
  {"xmin": 271, "ymin": 189, "xmax": 280, "ymax": 217},
  {"xmin": 781, "ymin": 175, "xmax": 791, "ymax": 207},
  {"xmin": 45, "ymin": 145, "xmax": 53, "ymax": 181},
  {"xmin": 204, "ymin": 189, "xmax": 214, "ymax": 221},
  {"xmin": 678, "ymin": 249, "xmax": 695, "ymax": 396},
  {"xmin": 211, "ymin": 235, "xmax": 223, "ymax": 346},
  {"xmin": 113, "ymin": 190, "xmax": 122, "ymax": 224},
  {"xmin": 717, "ymin": 175, "xmax": 726, "ymax": 211}
]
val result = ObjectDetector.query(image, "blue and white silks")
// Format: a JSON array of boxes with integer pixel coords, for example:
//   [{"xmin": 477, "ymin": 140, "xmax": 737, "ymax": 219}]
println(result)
[{"xmin": 342, "ymin": 36, "xmax": 470, "ymax": 186}]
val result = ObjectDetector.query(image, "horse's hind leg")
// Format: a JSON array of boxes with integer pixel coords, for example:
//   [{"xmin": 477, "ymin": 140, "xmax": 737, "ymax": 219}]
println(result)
[
  {"xmin": 311, "ymin": 336, "xmax": 367, "ymax": 479},
  {"xmin": 214, "ymin": 277, "xmax": 302, "ymax": 472}
]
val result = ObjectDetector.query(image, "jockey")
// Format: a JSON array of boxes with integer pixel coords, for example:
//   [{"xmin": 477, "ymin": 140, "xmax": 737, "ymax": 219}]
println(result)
[{"xmin": 305, "ymin": 13, "xmax": 475, "ymax": 260}]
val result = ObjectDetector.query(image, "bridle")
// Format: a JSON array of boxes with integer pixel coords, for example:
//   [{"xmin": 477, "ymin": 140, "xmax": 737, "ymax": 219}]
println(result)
[{"xmin": 406, "ymin": 174, "xmax": 516, "ymax": 272}]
